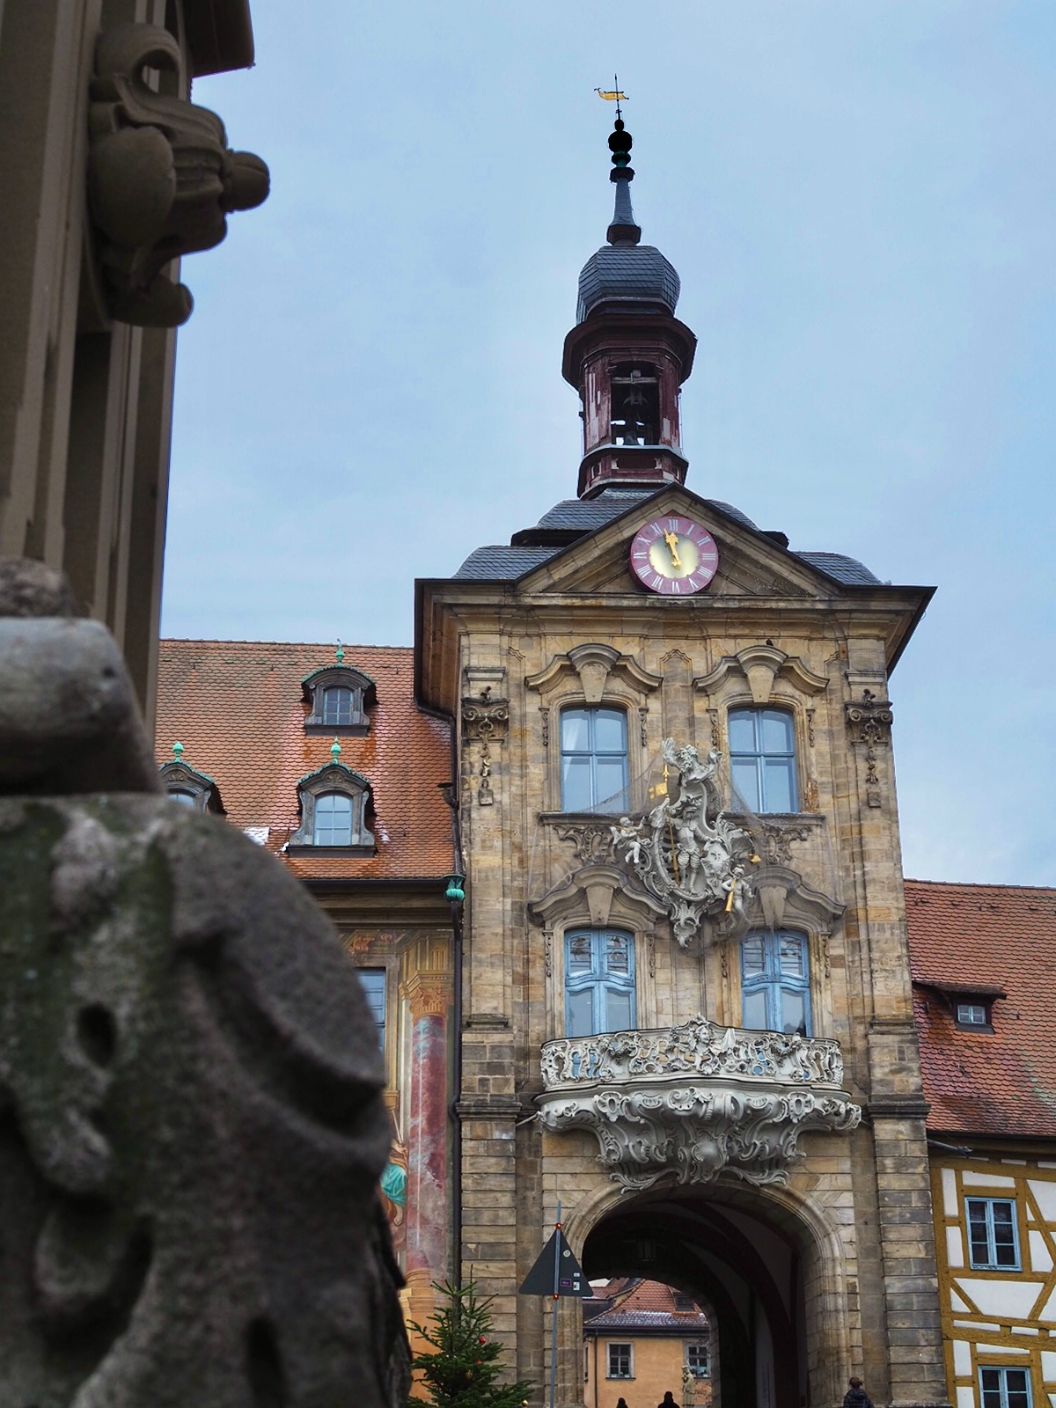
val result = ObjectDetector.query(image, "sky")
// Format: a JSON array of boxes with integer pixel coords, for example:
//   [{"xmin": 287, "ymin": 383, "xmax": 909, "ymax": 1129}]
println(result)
[{"xmin": 161, "ymin": 1, "xmax": 1056, "ymax": 886}]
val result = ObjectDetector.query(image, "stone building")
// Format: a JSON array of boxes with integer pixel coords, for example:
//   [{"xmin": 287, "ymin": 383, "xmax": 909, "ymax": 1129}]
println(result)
[
  {"xmin": 583, "ymin": 1278, "xmax": 713, "ymax": 1408},
  {"xmin": 0, "ymin": 0, "xmax": 267, "ymax": 724},
  {"xmin": 414, "ymin": 115, "xmax": 947, "ymax": 1408}
]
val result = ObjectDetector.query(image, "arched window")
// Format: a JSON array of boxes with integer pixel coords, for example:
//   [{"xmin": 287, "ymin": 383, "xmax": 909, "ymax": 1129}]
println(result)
[
  {"xmin": 321, "ymin": 685, "xmax": 354, "ymax": 726},
  {"xmin": 565, "ymin": 929, "xmax": 636, "ymax": 1037},
  {"xmin": 560, "ymin": 707, "xmax": 628, "ymax": 813},
  {"xmin": 741, "ymin": 931, "xmax": 811, "ymax": 1036},
  {"xmin": 729, "ymin": 707, "xmax": 798, "ymax": 813},
  {"xmin": 313, "ymin": 791, "xmax": 354, "ymax": 846},
  {"xmin": 168, "ymin": 788, "xmax": 197, "ymax": 807}
]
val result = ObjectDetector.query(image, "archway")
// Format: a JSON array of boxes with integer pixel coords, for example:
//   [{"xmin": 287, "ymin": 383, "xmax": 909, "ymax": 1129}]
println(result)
[{"xmin": 577, "ymin": 1182, "xmax": 837, "ymax": 1408}]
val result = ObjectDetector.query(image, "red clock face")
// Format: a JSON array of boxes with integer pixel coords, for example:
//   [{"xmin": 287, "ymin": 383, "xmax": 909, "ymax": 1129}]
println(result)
[{"xmin": 629, "ymin": 516, "xmax": 719, "ymax": 596}]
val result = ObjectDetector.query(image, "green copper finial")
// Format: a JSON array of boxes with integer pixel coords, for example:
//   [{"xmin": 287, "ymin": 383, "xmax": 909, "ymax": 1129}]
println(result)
[
  {"xmin": 335, "ymin": 640, "xmax": 345, "ymax": 664},
  {"xmin": 330, "ymin": 738, "xmax": 342, "ymax": 763},
  {"xmin": 172, "ymin": 741, "xmax": 184, "ymax": 761}
]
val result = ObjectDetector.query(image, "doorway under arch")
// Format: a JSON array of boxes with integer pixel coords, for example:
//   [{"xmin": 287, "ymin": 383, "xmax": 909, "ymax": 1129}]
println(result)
[{"xmin": 578, "ymin": 1181, "xmax": 844, "ymax": 1408}]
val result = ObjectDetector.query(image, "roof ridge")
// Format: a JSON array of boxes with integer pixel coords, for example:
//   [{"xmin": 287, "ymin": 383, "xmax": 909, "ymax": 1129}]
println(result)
[
  {"xmin": 906, "ymin": 878, "xmax": 1056, "ymax": 894},
  {"xmin": 160, "ymin": 638, "xmax": 413, "ymax": 651}
]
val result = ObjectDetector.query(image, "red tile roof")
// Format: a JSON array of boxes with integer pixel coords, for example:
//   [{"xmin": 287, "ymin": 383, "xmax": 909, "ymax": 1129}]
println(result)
[
  {"xmin": 155, "ymin": 640, "xmax": 453, "ymax": 881},
  {"xmin": 906, "ymin": 879, "xmax": 1056, "ymax": 1141},
  {"xmin": 584, "ymin": 1279, "xmax": 710, "ymax": 1332}
]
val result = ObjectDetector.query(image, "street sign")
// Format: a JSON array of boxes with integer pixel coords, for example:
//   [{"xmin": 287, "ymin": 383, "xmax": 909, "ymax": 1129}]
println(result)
[{"xmin": 520, "ymin": 1228, "xmax": 588, "ymax": 1297}]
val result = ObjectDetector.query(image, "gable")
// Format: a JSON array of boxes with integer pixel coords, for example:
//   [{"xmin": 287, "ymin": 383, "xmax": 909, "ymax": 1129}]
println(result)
[{"xmin": 515, "ymin": 489, "xmax": 839, "ymax": 601}]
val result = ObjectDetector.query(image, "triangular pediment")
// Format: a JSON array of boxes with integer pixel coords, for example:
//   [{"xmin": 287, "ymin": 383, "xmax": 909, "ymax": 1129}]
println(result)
[{"xmin": 515, "ymin": 488, "xmax": 841, "ymax": 601}]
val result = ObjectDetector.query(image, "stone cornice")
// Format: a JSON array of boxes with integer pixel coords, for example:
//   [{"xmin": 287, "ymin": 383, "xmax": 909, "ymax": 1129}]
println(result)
[
  {"xmin": 526, "ymin": 643, "xmax": 662, "ymax": 702},
  {"xmin": 694, "ymin": 644, "xmax": 829, "ymax": 704}
]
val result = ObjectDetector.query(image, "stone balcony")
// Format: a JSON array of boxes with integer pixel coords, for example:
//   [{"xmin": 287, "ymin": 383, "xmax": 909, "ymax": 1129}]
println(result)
[{"xmin": 536, "ymin": 1016, "xmax": 861, "ymax": 1190}]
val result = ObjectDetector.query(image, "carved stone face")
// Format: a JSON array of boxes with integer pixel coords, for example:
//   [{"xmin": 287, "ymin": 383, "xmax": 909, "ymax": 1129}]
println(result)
[{"xmin": 0, "ymin": 796, "xmax": 398, "ymax": 1406}]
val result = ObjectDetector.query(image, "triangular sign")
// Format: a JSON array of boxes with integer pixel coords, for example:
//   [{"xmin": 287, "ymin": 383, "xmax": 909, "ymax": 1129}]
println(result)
[{"xmin": 519, "ymin": 1228, "xmax": 588, "ymax": 1297}]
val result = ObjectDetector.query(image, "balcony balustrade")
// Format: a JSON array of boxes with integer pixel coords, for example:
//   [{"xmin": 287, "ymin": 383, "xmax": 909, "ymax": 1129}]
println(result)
[{"xmin": 537, "ymin": 1015, "xmax": 860, "ymax": 1190}]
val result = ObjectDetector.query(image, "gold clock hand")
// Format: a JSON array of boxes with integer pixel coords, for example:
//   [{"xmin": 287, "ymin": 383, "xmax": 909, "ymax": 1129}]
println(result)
[{"xmin": 663, "ymin": 530, "xmax": 683, "ymax": 570}]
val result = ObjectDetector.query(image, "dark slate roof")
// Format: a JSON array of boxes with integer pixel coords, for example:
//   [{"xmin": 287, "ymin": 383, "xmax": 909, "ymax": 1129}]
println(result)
[
  {"xmin": 452, "ymin": 493, "xmax": 880, "ymax": 587},
  {"xmin": 455, "ymin": 545, "xmax": 559, "ymax": 579},
  {"xmin": 797, "ymin": 551, "xmax": 880, "ymax": 586},
  {"xmin": 577, "ymin": 244, "xmax": 681, "ymax": 323}
]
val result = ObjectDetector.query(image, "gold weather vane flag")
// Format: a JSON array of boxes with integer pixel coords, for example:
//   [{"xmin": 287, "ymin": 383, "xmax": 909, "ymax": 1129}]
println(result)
[{"xmin": 595, "ymin": 87, "xmax": 628, "ymax": 102}]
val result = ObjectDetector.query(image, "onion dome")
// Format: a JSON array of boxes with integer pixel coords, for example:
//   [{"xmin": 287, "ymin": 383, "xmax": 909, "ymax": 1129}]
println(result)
[{"xmin": 576, "ymin": 116, "xmax": 681, "ymax": 323}]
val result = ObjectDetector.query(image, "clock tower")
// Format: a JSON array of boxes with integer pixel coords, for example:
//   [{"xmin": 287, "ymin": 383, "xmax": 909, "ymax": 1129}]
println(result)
[{"xmin": 564, "ymin": 115, "xmax": 697, "ymax": 499}]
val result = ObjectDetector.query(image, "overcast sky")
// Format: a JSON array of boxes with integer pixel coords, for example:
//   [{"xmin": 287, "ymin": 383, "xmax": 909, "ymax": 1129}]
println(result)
[{"xmin": 161, "ymin": 2, "xmax": 1055, "ymax": 886}]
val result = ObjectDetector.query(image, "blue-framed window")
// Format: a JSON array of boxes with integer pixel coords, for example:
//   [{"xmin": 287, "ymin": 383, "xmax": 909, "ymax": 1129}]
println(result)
[
  {"xmin": 357, "ymin": 970, "xmax": 386, "ymax": 1051},
  {"xmin": 565, "ymin": 930, "xmax": 636, "ymax": 1038},
  {"xmin": 741, "ymin": 931, "xmax": 811, "ymax": 1036},
  {"xmin": 322, "ymin": 685, "xmax": 354, "ymax": 726},
  {"xmin": 980, "ymin": 1368, "xmax": 1031, "ymax": 1408},
  {"xmin": 729, "ymin": 708, "xmax": 798, "ymax": 814},
  {"xmin": 967, "ymin": 1198, "xmax": 1020, "ymax": 1270},
  {"xmin": 314, "ymin": 791, "xmax": 354, "ymax": 845},
  {"xmin": 560, "ymin": 707, "xmax": 628, "ymax": 813}
]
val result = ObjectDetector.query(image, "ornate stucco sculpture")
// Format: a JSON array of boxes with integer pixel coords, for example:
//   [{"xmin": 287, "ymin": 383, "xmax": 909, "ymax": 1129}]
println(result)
[
  {"xmin": 0, "ymin": 561, "xmax": 407, "ymax": 1405},
  {"xmin": 611, "ymin": 738, "xmax": 758, "ymax": 946},
  {"xmin": 86, "ymin": 23, "xmax": 269, "ymax": 327}
]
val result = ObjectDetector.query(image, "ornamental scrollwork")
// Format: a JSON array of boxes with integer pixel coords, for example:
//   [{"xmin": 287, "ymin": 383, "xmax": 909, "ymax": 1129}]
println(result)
[
  {"xmin": 540, "ymin": 1015, "xmax": 847, "ymax": 1091},
  {"xmin": 759, "ymin": 820, "xmax": 811, "ymax": 867},
  {"xmin": 610, "ymin": 739, "xmax": 758, "ymax": 947},
  {"xmin": 553, "ymin": 821, "xmax": 616, "ymax": 865},
  {"xmin": 536, "ymin": 1083, "xmax": 860, "ymax": 1191}
]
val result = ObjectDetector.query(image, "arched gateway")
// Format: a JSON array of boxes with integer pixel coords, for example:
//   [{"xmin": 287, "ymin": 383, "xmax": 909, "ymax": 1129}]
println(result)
[{"xmin": 568, "ymin": 1180, "xmax": 854, "ymax": 1408}]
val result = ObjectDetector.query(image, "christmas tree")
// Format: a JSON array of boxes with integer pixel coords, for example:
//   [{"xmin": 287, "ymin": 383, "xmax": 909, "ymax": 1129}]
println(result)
[{"xmin": 409, "ymin": 1279, "xmax": 533, "ymax": 1408}]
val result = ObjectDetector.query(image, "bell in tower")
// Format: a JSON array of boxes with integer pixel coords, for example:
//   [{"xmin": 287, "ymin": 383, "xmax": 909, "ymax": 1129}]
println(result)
[{"xmin": 563, "ymin": 110, "xmax": 697, "ymax": 499}]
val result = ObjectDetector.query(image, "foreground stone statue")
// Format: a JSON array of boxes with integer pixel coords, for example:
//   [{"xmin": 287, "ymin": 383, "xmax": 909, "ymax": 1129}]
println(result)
[{"xmin": 0, "ymin": 561, "xmax": 408, "ymax": 1405}]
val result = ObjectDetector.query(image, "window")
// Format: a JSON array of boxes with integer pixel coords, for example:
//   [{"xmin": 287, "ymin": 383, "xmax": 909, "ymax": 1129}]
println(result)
[
  {"xmin": 158, "ymin": 753, "xmax": 225, "ymax": 814},
  {"xmin": 168, "ymin": 789, "xmax": 197, "ymax": 807},
  {"xmin": 357, "ymin": 970, "xmax": 386, "ymax": 1051},
  {"xmin": 686, "ymin": 1343, "xmax": 710, "ymax": 1379},
  {"xmin": 980, "ymin": 1368, "xmax": 1031, "ymax": 1408},
  {"xmin": 611, "ymin": 364, "xmax": 659, "ymax": 446},
  {"xmin": 957, "ymin": 1002, "xmax": 989, "ymax": 1027},
  {"xmin": 967, "ymin": 1198, "xmax": 1020, "ymax": 1270},
  {"xmin": 314, "ymin": 791, "xmax": 354, "ymax": 846},
  {"xmin": 566, "ymin": 930, "xmax": 636, "ymax": 1038},
  {"xmin": 288, "ymin": 762, "xmax": 375, "ymax": 854},
  {"xmin": 322, "ymin": 685, "xmax": 354, "ymax": 726},
  {"xmin": 560, "ymin": 707, "xmax": 628, "ymax": 813},
  {"xmin": 729, "ymin": 707, "xmax": 798, "ymax": 813},
  {"xmin": 742, "ymin": 931, "xmax": 811, "ymax": 1036},
  {"xmin": 607, "ymin": 1343, "xmax": 633, "ymax": 1380},
  {"xmin": 302, "ymin": 665, "xmax": 375, "ymax": 735}
]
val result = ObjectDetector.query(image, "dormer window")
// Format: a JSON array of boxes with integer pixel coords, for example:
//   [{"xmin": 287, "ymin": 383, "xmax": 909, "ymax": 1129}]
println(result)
[
  {"xmin": 302, "ymin": 664, "xmax": 376, "ymax": 736},
  {"xmin": 287, "ymin": 761, "xmax": 375, "ymax": 855},
  {"xmin": 916, "ymin": 979, "xmax": 1005, "ymax": 1033},
  {"xmin": 158, "ymin": 743, "xmax": 225, "ymax": 815}
]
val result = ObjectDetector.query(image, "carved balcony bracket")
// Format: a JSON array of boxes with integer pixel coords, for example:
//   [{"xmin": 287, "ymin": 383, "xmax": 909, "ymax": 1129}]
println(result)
[
  {"xmin": 538, "ymin": 1017, "xmax": 861, "ymax": 1191},
  {"xmin": 695, "ymin": 645, "xmax": 829, "ymax": 707},
  {"xmin": 86, "ymin": 23, "xmax": 269, "ymax": 328}
]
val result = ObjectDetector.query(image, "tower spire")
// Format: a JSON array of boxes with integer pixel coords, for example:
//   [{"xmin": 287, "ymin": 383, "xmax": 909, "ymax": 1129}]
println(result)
[{"xmin": 601, "ymin": 77, "xmax": 641, "ymax": 246}]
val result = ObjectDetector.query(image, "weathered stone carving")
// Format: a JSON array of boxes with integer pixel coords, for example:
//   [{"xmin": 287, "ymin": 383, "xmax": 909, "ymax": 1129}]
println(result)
[
  {"xmin": 553, "ymin": 818, "xmax": 617, "ymax": 865},
  {"xmin": 87, "ymin": 23, "xmax": 269, "ymax": 327},
  {"xmin": 611, "ymin": 739, "xmax": 758, "ymax": 947},
  {"xmin": 845, "ymin": 690, "xmax": 894, "ymax": 746},
  {"xmin": 461, "ymin": 692, "xmax": 510, "ymax": 743},
  {"xmin": 759, "ymin": 819, "xmax": 812, "ymax": 867},
  {"xmin": 537, "ymin": 1016, "xmax": 860, "ymax": 1190},
  {"xmin": 0, "ymin": 563, "xmax": 407, "ymax": 1405}
]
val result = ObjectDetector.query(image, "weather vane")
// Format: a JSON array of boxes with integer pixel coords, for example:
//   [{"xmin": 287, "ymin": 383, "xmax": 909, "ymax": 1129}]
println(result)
[{"xmin": 594, "ymin": 74, "xmax": 628, "ymax": 121}]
